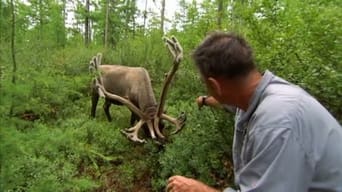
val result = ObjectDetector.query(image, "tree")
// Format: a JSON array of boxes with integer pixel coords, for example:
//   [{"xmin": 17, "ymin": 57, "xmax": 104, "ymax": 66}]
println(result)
[
  {"xmin": 143, "ymin": 0, "xmax": 148, "ymax": 32},
  {"xmin": 85, "ymin": 0, "xmax": 90, "ymax": 46},
  {"xmin": 0, "ymin": 1, "xmax": 11, "ymax": 81},
  {"xmin": 9, "ymin": 0, "xmax": 17, "ymax": 115},
  {"xmin": 217, "ymin": 0, "xmax": 223, "ymax": 29},
  {"xmin": 88, "ymin": 0, "xmax": 138, "ymax": 47},
  {"xmin": 104, "ymin": 0, "xmax": 109, "ymax": 47},
  {"xmin": 160, "ymin": 0, "xmax": 165, "ymax": 34}
]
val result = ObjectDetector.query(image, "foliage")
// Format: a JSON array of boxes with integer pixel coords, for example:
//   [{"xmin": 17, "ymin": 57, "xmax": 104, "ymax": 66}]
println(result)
[
  {"xmin": 0, "ymin": 0, "xmax": 341, "ymax": 191},
  {"xmin": 153, "ymin": 105, "xmax": 235, "ymax": 191},
  {"xmin": 0, "ymin": 119, "xmax": 98, "ymax": 191},
  {"xmin": 231, "ymin": 0, "xmax": 342, "ymax": 119}
]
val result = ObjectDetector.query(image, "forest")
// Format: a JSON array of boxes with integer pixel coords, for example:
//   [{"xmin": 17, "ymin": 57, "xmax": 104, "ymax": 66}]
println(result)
[{"xmin": 0, "ymin": 0, "xmax": 341, "ymax": 191}]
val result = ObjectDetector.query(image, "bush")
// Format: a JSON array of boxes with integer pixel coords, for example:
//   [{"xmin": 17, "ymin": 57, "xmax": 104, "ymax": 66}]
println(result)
[
  {"xmin": 152, "ymin": 102, "xmax": 235, "ymax": 191},
  {"xmin": 0, "ymin": 0, "xmax": 340, "ymax": 191}
]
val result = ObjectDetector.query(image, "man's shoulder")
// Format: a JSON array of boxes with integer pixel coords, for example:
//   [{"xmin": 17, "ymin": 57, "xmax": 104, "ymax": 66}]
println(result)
[
  {"xmin": 252, "ymin": 78, "xmax": 338, "ymax": 132},
  {"xmin": 251, "ymin": 81, "xmax": 311, "ymax": 129}
]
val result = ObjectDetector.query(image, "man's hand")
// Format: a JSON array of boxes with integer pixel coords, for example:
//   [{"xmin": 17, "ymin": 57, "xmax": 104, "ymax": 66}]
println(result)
[
  {"xmin": 196, "ymin": 96, "xmax": 222, "ymax": 110},
  {"xmin": 166, "ymin": 175, "xmax": 219, "ymax": 192}
]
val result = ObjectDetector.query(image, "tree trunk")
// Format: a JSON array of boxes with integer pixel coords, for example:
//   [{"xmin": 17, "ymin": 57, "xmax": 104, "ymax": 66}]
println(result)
[
  {"xmin": 217, "ymin": 0, "xmax": 223, "ymax": 29},
  {"xmin": 143, "ymin": 0, "xmax": 147, "ymax": 33},
  {"xmin": 61, "ymin": 0, "xmax": 66, "ymax": 47},
  {"xmin": 0, "ymin": 1, "xmax": 2, "ymax": 41},
  {"xmin": 85, "ymin": 0, "xmax": 90, "ymax": 47},
  {"xmin": 104, "ymin": 0, "xmax": 109, "ymax": 48},
  {"xmin": 10, "ymin": 0, "xmax": 16, "ymax": 85},
  {"xmin": 124, "ymin": 0, "xmax": 130, "ymax": 37},
  {"xmin": 0, "ymin": 1, "xmax": 4, "ymax": 90},
  {"xmin": 131, "ymin": 0, "xmax": 136, "ymax": 37},
  {"xmin": 10, "ymin": 0, "xmax": 17, "ymax": 115},
  {"xmin": 39, "ymin": 0, "xmax": 43, "ymax": 40},
  {"xmin": 160, "ymin": 0, "xmax": 165, "ymax": 34}
]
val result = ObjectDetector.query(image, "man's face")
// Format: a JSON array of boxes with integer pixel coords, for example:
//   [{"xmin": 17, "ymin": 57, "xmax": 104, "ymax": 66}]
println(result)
[
  {"xmin": 200, "ymin": 76, "xmax": 213, "ymax": 95},
  {"xmin": 201, "ymin": 74, "xmax": 238, "ymax": 106}
]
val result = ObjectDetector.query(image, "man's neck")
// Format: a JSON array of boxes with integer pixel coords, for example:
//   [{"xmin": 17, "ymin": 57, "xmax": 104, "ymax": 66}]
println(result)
[{"xmin": 236, "ymin": 71, "xmax": 262, "ymax": 111}]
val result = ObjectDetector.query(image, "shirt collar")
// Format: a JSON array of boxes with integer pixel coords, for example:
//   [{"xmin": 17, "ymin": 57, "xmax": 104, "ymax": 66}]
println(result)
[{"xmin": 237, "ymin": 70, "xmax": 274, "ymax": 127}]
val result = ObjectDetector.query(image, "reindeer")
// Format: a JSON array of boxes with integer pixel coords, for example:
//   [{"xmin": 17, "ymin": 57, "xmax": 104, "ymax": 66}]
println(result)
[
  {"xmin": 90, "ymin": 36, "xmax": 186, "ymax": 143},
  {"xmin": 89, "ymin": 54, "xmax": 157, "ymax": 126}
]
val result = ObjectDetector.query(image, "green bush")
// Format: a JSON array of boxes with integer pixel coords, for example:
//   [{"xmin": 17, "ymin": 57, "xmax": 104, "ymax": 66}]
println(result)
[
  {"xmin": 0, "ymin": 0, "xmax": 340, "ymax": 191},
  {"xmin": 0, "ymin": 120, "xmax": 98, "ymax": 191},
  {"xmin": 151, "ymin": 102, "xmax": 235, "ymax": 191}
]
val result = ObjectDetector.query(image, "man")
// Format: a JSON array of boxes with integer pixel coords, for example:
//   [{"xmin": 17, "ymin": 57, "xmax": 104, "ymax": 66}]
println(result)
[{"xmin": 166, "ymin": 32, "xmax": 342, "ymax": 192}]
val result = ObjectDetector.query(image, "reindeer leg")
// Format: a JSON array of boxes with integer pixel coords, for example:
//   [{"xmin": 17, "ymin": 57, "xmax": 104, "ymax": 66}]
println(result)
[
  {"xmin": 91, "ymin": 86, "xmax": 99, "ymax": 118},
  {"xmin": 103, "ymin": 99, "xmax": 112, "ymax": 122},
  {"xmin": 96, "ymin": 83, "xmax": 152, "ymax": 143},
  {"xmin": 130, "ymin": 111, "xmax": 138, "ymax": 126},
  {"xmin": 97, "ymin": 83, "xmax": 147, "ymax": 120}
]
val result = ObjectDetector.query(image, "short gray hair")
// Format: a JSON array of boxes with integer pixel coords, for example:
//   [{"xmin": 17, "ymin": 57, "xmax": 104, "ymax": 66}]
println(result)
[{"xmin": 192, "ymin": 31, "xmax": 256, "ymax": 79}]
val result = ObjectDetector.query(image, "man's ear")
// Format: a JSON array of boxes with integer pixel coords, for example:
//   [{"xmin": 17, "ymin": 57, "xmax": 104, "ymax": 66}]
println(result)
[{"xmin": 207, "ymin": 77, "xmax": 223, "ymax": 96}]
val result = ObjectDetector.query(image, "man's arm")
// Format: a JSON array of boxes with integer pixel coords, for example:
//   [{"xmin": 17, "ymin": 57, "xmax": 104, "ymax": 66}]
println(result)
[
  {"xmin": 234, "ymin": 127, "xmax": 312, "ymax": 192},
  {"xmin": 166, "ymin": 175, "xmax": 220, "ymax": 192},
  {"xmin": 196, "ymin": 96, "xmax": 223, "ymax": 109},
  {"xmin": 196, "ymin": 96, "xmax": 236, "ymax": 113}
]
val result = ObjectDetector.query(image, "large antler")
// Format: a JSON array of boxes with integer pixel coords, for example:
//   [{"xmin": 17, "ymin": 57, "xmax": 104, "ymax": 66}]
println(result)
[
  {"xmin": 95, "ymin": 75, "xmax": 155, "ymax": 143},
  {"xmin": 91, "ymin": 53, "xmax": 153, "ymax": 143},
  {"xmin": 153, "ymin": 36, "xmax": 186, "ymax": 137},
  {"xmin": 93, "ymin": 37, "xmax": 185, "ymax": 143}
]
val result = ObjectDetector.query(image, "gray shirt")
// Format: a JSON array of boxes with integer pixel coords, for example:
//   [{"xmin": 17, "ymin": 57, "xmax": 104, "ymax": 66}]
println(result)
[{"xmin": 224, "ymin": 71, "xmax": 342, "ymax": 192}]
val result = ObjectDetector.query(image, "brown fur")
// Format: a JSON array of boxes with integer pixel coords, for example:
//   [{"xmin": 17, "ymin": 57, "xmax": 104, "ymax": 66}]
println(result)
[{"xmin": 90, "ymin": 64, "xmax": 157, "ymax": 125}]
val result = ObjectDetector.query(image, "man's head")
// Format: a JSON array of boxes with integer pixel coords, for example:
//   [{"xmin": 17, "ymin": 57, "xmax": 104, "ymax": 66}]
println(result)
[{"xmin": 192, "ymin": 32, "xmax": 260, "ymax": 108}]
